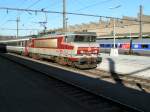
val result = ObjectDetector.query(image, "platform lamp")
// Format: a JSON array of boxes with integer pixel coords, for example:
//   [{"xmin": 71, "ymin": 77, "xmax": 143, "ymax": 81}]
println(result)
[{"xmin": 109, "ymin": 5, "xmax": 122, "ymax": 56}]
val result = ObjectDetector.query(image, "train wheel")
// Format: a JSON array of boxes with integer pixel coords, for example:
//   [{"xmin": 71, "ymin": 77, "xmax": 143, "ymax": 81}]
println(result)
[
  {"xmin": 59, "ymin": 57, "xmax": 64, "ymax": 65},
  {"xmin": 31, "ymin": 53, "xmax": 40, "ymax": 60},
  {"xmin": 21, "ymin": 51, "xmax": 28, "ymax": 56},
  {"xmin": 67, "ymin": 60, "xmax": 72, "ymax": 66},
  {"xmin": 55, "ymin": 57, "xmax": 59, "ymax": 63},
  {"xmin": 56, "ymin": 57, "xmax": 63, "ymax": 64},
  {"xmin": 71, "ymin": 62, "xmax": 76, "ymax": 68},
  {"xmin": 20, "ymin": 50, "xmax": 24, "ymax": 55}
]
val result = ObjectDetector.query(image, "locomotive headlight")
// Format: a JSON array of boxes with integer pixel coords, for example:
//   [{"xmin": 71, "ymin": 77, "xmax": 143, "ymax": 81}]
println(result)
[
  {"xmin": 93, "ymin": 50, "xmax": 97, "ymax": 53},
  {"xmin": 80, "ymin": 50, "xmax": 84, "ymax": 54}
]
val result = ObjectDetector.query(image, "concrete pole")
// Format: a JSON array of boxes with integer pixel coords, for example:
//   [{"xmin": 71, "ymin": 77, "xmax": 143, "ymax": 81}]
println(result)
[
  {"xmin": 65, "ymin": 18, "xmax": 68, "ymax": 32},
  {"xmin": 113, "ymin": 18, "xmax": 116, "ymax": 48},
  {"xmin": 16, "ymin": 17, "xmax": 20, "ymax": 38},
  {"xmin": 110, "ymin": 18, "xmax": 118, "ymax": 56},
  {"xmin": 129, "ymin": 28, "xmax": 132, "ymax": 54},
  {"xmin": 139, "ymin": 5, "xmax": 143, "ymax": 39},
  {"xmin": 63, "ymin": 0, "xmax": 66, "ymax": 33}
]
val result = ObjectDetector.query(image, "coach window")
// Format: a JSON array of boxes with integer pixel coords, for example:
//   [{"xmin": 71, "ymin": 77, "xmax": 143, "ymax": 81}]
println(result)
[
  {"xmin": 134, "ymin": 44, "xmax": 138, "ymax": 49},
  {"xmin": 141, "ymin": 44, "xmax": 148, "ymax": 49},
  {"xmin": 115, "ymin": 44, "xmax": 118, "ymax": 48},
  {"xmin": 100, "ymin": 44, "xmax": 104, "ymax": 47},
  {"xmin": 105, "ymin": 44, "xmax": 111, "ymax": 48},
  {"xmin": 118, "ymin": 44, "xmax": 122, "ymax": 48}
]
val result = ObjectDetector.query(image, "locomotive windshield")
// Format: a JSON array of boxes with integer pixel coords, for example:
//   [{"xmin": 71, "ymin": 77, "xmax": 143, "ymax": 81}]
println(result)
[{"xmin": 74, "ymin": 35, "xmax": 96, "ymax": 42}]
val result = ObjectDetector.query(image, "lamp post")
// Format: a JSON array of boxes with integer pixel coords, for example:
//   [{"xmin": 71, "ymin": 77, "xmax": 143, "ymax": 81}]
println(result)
[
  {"xmin": 113, "ymin": 18, "xmax": 116, "ymax": 48},
  {"xmin": 109, "ymin": 5, "xmax": 121, "ymax": 56}
]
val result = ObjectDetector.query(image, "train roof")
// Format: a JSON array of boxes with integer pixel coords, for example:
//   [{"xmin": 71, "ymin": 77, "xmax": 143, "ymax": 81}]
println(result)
[
  {"xmin": 31, "ymin": 32, "xmax": 97, "ymax": 39},
  {"xmin": 97, "ymin": 38, "xmax": 150, "ymax": 44},
  {"xmin": 0, "ymin": 38, "xmax": 30, "ymax": 43},
  {"xmin": 39, "ymin": 32, "xmax": 96, "ymax": 37},
  {"xmin": 64, "ymin": 32, "xmax": 97, "ymax": 35},
  {"xmin": 0, "ymin": 32, "xmax": 97, "ymax": 42}
]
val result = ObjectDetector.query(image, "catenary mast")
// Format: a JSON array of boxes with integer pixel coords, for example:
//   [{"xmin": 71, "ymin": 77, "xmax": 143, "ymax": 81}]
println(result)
[{"xmin": 63, "ymin": 0, "xmax": 66, "ymax": 33}]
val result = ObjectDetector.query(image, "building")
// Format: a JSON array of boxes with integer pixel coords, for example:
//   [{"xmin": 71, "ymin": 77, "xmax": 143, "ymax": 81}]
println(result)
[{"xmin": 48, "ymin": 14, "xmax": 150, "ymax": 39}]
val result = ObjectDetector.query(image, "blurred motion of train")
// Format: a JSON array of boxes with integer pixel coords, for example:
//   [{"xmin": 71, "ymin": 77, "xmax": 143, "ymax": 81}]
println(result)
[
  {"xmin": 97, "ymin": 38, "xmax": 150, "ymax": 56},
  {"xmin": 5, "ymin": 32, "xmax": 102, "ymax": 69}
]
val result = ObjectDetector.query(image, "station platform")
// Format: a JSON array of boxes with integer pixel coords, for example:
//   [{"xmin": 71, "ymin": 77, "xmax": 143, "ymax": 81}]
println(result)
[
  {"xmin": 1, "ymin": 53, "xmax": 150, "ymax": 112},
  {"xmin": 97, "ymin": 53, "xmax": 150, "ymax": 79}
]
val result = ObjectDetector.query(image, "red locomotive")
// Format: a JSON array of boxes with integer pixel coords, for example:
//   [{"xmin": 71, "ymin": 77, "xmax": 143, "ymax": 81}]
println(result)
[{"xmin": 7, "ymin": 32, "xmax": 102, "ymax": 69}]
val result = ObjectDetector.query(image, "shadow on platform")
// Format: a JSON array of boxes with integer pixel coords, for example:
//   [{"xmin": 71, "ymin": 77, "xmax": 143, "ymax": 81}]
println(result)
[
  {"xmin": 107, "ymin": 58, "xmax": 123, "ymax": 85},
  {"xmin": 107, "ymin": 58, "xmax": 148, "ymax": 92}
]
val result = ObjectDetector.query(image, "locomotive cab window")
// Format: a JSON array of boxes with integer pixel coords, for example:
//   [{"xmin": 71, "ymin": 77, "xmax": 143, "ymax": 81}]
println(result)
[
  {"xmin": 74, "ymin": 35, "xmax": 96, "ymax": 42},
  {"xmin": 65, "ymin": 35, "xmax": 74, "ymax": 43}
]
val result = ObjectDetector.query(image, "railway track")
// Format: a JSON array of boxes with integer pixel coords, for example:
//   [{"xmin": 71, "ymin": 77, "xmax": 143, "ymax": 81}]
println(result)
[
  {"xmin": 83, "ymin": 69, "xmax": 150, "ymax": 92},
  {"xmin": 40, "ymin": 58, "xmax": 150, "ymax": 93},
  {"xmin": 0, "ymin": 53, "xmax": 147, "ymax": 112}
]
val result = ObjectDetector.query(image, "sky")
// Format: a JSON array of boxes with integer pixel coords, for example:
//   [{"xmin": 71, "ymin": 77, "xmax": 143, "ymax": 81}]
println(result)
[{"xmin": 0, "ymin": 0, "xmax": 149, "ymax": 36}]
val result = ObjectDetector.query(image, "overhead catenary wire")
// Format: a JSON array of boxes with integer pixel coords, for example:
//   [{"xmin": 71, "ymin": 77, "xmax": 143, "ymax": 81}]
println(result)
[
  {"xmin": 0, "ymin": 0, "xmax": 42, "ymax": 36},
  {"xmin": 0, "ymin": 19, "xmax": 9, "ymax": 27},
  {"xmin": 17, "ymin": 0, "xmax": 42, "ymax": 23},
  {"xmin": 15, "ymin": 0, "xmax": 28, "ymax": 9},
  {"xmin": 0, "ymin": 10, "xmax": 13, "ymax": 27},
  {"xmin": 44, "ymin": 0, "xmax": 62, "ymax": 10},
  {"xmin": 0, "ymin": 28, "xmax": 40, "ymax": 31},
  {"xmin": 0, "ymin": 0, "xmax": 41, "ymax": 24},
  {"xmin": 26, "ymin": 0, "xmax": 42, "ymax": 9},
  {"xmin": 0, "ymin": 7, "xmax": 150, "ymax": 24},
  {"xmin": 18, "ymin": 0, "xmax": 42, "ymax": 16},
  {"xmin": 19, "ymin": 0, "xmax": 42, "ymax": 36},
  {"xmin": 72, "ymin": 0, "xmax": 113, "ymax": 12},
  {"xmin": 0, "ymin": 21, "xmax": 8, "ymax": 28}
]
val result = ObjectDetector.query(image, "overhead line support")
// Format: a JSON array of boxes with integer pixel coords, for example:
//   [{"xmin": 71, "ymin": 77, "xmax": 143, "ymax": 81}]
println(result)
[{"xmin": 0, "ymin": 7, "xmax": 150, "ymax": 24}]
